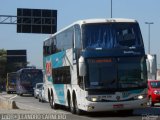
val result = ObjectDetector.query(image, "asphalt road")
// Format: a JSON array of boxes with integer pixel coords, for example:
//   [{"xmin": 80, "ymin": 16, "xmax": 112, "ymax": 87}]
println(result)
[{"xmin": 1, "ymin": 92, "xmax": 160, "ymax": 120}]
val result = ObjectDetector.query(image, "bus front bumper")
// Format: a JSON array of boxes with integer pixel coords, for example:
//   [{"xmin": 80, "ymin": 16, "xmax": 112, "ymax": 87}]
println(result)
[{"xmin": 83, "ymin": 98, "xmax": 148, "ymax": 112}]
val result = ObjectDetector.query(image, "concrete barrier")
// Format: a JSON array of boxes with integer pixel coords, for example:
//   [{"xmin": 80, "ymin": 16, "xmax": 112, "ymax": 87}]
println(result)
[{"xmin": 0, "ymin": 96, "xmax": 19, "ymax": 109}]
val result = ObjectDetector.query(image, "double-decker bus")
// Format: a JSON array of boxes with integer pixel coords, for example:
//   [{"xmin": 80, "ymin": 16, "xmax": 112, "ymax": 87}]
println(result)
[
  {"xmin": 16, "ymin": 68, "xmax": 43, "ymax": 96},
  {"xmin": 43, "ymin": 18, "xmax": 148, "ymax": 114},
  {"xmin": 6, "ymin": 72, "xmax": 17, "ymax": 94}
]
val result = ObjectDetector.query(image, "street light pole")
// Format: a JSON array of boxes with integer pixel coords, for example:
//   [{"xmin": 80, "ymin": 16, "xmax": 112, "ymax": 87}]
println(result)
[
  {"xmin": 145, "ymin": 22, "xmax": 154, "ymax": 54},
  {"xmin": 111, "ymin": 0, "xmax": 112, "ymax": 18}
]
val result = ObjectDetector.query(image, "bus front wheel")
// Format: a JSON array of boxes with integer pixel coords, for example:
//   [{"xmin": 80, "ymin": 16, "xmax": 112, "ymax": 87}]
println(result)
[
  {"xmin": 69, "ymin": 97, "xmax": 75, "ymax": 114},
  {"xmin": 74, "ymin": 97, "xmax": 82, "ymax": 115}
]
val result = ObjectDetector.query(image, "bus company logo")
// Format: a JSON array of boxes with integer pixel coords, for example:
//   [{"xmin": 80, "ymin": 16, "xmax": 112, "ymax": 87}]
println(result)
[
  {"xmin": 116, "ymin": 96, "xmax": 120, "ymax": 101},
  {"xmin": 46, "ymin": 60, "xmax": 52, "ymax": 77},
  {"xmin": 124, "ymin": 51, "xmax": 141, "ymax": 55}
]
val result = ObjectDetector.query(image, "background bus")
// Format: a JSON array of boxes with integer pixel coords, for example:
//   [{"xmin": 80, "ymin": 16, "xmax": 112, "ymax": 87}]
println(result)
[
  {"xmin": 43, "ymin": 18, "xmax": 148, "ymax": 114},
  {"xmin": 6, "ymin": 72, "xmax": 17, "ymax": 94},
  {"xmin": 16, "ymin": 68, "xmax": 43, "ymax": 96}
]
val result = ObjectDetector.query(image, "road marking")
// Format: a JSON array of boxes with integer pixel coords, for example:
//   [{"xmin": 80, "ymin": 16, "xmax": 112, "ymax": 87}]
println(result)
[{"xmin": 9, "ymin": 95, "xmax": 17, "ymax": 100}]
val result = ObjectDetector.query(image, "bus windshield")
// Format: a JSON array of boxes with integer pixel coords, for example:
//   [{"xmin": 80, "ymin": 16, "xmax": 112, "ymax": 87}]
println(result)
[
  {"xmin": 118, "ymin": 57, "xmax": 147, "ymax": 89},
  {"xmin": 20, "ymin": 69, "xmax": 43, "ymax": 84},
  {"xmin": 82, "ymin": 23, "xmax": 143, "ymax": 49},
  {"xmin": 86, "ymin": 57, "xmax": 147, "ymax": 90},
  {"xmin": 8, "ymin": 74, "xmax": 16, "ymax": 85}
]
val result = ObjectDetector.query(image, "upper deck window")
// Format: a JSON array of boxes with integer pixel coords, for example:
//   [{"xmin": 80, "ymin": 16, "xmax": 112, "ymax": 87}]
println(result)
[{"xmin": 82, "ymin": 22, "xmax": 143, "ymax": 49}]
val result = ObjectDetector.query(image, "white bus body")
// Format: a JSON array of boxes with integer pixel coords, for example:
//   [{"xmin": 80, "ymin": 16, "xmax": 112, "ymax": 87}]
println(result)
[{"xmin": 43, "ymin": 18, "xmax": 148, "ymax": 114}]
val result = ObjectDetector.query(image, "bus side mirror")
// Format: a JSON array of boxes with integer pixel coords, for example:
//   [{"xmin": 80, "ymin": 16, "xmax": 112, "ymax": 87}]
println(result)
[
  {"xmin": 147, "ymin": 54, "xmax": 157, "ymax": 74},
  {"xmin": 78, "ymin": 56, "xmax": 86, "ymax": 77}
]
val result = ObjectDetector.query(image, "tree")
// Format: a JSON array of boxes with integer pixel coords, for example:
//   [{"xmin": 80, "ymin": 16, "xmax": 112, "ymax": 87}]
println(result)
[{"xmin": 0, "ymin": 49, "xmax": 7, "ymax": 90}]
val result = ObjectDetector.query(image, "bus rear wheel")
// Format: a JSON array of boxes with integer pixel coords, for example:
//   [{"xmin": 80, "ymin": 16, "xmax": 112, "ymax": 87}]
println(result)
[{"xmin": 50, "ymin": 93, "xmax": 58, "ymax": 109}]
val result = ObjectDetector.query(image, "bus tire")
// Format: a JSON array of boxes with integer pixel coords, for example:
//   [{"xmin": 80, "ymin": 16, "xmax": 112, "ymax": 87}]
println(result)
[
  {"xmin": 69, "ymin": 97, "xmax": 75, "ymax": 114},
  {"xmin": 50, "ymin": 93, "xmax": 58, "ymax": 109},
  {"xmin": 67, "ymin": 93, "xmax": 70, "ymax": 110},
  {"xmin": 75, "ymin": 96, "xmax": 82, "ymax": 115}
]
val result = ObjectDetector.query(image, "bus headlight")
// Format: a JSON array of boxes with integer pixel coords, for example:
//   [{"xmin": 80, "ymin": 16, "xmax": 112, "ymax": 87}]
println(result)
[
  {"xmin": 138, "ymin": 95, "xmax": 143, "ymax": 99},
  {"xmin": 86, "ymin": 96, "xmax": 100, "ymax": 102},
  {"xmin": 134, "ymin": 94, "xmax": 147, "ymax": 100},
  {"xmin": 91, "ymin": 97, "xmax": 98, "ymax": 102}
]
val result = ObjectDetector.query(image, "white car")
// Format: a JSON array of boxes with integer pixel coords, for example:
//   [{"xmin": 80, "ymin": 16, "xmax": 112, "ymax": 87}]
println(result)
[
  {"xmin": 34, "ymin": 83, "xmax": 43, "ymax": 99},
  {"xmin": 38, "ymin": 85, "xmax": 45, "ymax": 102}
]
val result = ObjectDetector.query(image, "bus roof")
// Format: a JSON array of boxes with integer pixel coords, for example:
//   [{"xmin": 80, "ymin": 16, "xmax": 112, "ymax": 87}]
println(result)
[
  {"xmin": 17, "ymin": 68, "xmax": 42, "ymax": 72},
  {"xmin": 44, "ymin": 18, "xmax": 137, "ymax": 41},
  {"xmin": 75, "ymin": 18, "xmax": 137, "ymax": 24},
  {"xmin": 7, "ymin": 72, "xmax": 17, "ymax": 74}
]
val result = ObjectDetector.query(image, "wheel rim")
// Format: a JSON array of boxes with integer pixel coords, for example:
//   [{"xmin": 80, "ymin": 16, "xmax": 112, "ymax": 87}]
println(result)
[
  {"xmin": 70, "ymin": 99, "xmax": 73, "ymax": 111},
  {"xmin": 50, "ymin": 94, "xmax": 57, "ymax": 109},
  {"xmin": 50, "ymin": 95, "xmax": 53, "ymax": 108},
  {"xmin": 70, "ymin": 98, "xmax": 75, "ymax": 113},
  {"xmin": 52, "ymin": 96, "xmax": 55, "ymax": 106}
]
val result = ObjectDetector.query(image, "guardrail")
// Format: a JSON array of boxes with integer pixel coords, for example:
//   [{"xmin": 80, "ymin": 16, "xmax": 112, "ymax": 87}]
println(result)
[{"xmin": 0, "ymin": 96, "xmax": 18, "ymax": 109}]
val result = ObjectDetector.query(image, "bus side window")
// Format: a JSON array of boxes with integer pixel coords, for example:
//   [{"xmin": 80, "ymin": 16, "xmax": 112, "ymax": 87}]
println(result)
[
  {"xmin": 74, "ymin": 25, "xmax": 81, "ymax": 61},
  {"xmin": 75, "ymin": 25, "xmax": 81, "ymax": 49},
  {"xmin": 51, "ymin": 37, "xmax": 57, "ymax": 54},
  {"xmin": 63, "ymin": 27, "xmax": 74, "ymax": 50},
  {"xmin": 52, "ymin": 66, "xmax": 71, "ymax": 84},
  {"xmin": 43, "ymin": 45, "xmax": 50, "ymax": 56},
  {"xmin": 43, "ymin": 46, "xmax": 47, "ymax": 56}
]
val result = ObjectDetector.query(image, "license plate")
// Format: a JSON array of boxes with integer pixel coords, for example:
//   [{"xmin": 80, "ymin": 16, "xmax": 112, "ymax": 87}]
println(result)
[{"xmin": 113, "ymin": 104, "xmax": 124, "ymax": 108}]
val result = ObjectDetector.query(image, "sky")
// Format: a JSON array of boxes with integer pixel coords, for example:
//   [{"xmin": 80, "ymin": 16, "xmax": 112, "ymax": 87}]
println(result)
[{"xmin": 0, "ymin": 0, "xmax": 159, "ymax": 68}]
